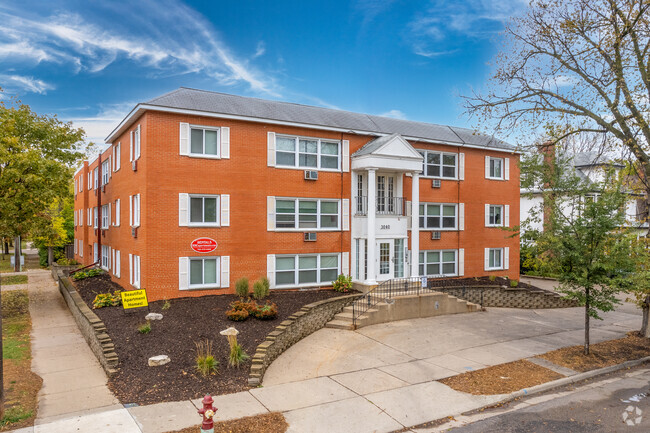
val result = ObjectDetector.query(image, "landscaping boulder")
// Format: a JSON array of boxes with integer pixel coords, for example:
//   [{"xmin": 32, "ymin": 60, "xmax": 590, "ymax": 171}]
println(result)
[
  {"xmin": 145, "ymin": 313, "xmax": 163, "ymax": 321},
  {"xmin": 148, "ymin": 355, "xmax": 170, "ymax": 366}
]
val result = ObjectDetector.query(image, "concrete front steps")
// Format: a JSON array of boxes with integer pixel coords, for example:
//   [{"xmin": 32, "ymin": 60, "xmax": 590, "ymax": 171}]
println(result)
[{"xmin": 326, "ymin": 291, "xmax": 480, "ymax": 330}]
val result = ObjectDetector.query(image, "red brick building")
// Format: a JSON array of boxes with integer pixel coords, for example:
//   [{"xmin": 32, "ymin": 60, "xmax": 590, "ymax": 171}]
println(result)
[{"xmin": 73, "ymin": 88, "xmax": 520, "ymax": 301}]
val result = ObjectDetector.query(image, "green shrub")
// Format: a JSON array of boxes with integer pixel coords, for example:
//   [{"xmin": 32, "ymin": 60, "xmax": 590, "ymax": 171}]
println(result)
[
  {"xmin": 2, "ymin": 290, "xmax": 28, "ymax": 318},
  {"xmin": 228, "ymin": 342, "xmax": 249, "ymax": 368},
  {"xmin": 162, "ymin": 299, "xmax": 171, "ymax": 310},
  {"xmin": 253, "ymin": 302, "xmax": 278, "ymax": 320},
  {"xmin": 332, "ymin": 274, "xmax": 353, "ymax": 293},
  {"xmin": 509, "ymin": 279, "xmax": 519, "ymax": 288},
  {"xmin": 253, "ymin": 278, "xmax": 270, "ymax": 300},
  {"xmin": 235, "ymin": 277, "xmax": 249, "ymax": 298},
  {"xmin": 92, "ymin": 291, "xmax": 122, "ymax": 309},
  {"xmin": 56, "ymin": 258, "xmax": 79, "ymax": 266},
  {"xmin": 230, "ymin": 299, "xmax": 258, "ymax": 313},
  {"xmin": 488, "ymin": 275, "xmax": 496, "ymax": 282},
  {"xmin": 226, "ymin": 308, "xmax": 249, "ymax": 321},
  {"xmin": 138, "ymin": 321, "xmax": 151, "ymax": 334},
  {"xmin": 72, "ymin": 268, "xmax": 104, "ymax": 281},
  {"xmin": 195, "ymin": 339, "xmax": 218, "ymax": 376}
]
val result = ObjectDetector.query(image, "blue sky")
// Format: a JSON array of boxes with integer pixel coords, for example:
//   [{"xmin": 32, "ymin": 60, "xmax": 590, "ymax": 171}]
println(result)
[{"xmin": 0, "ymin": 0, "xmax": 527, "ymax": 145}]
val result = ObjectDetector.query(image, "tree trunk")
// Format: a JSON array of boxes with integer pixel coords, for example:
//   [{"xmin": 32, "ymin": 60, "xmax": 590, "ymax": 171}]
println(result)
[
  {"xmin": 2, "ymin": 240, "xmax": 7, "ymax": 255},
  {"xmin": 13, "ymin": 236, "xmax": 20, "ymax": 272},
  {"xmin": 584, "ymin": 286, "xmax": 590, "ymax": 355},
  {"xmin": 641, "ymin": 295, "xmax": 650, "ymax": 338},
  {"xmin": 47, "ymin": 247, "xmax": 53, "ymax": 267}
]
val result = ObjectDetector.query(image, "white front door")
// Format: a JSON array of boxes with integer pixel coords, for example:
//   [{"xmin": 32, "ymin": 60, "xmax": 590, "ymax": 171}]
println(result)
[{"xmin": 377, "ymin": 239, "xmax": 394, "ymax": 281}]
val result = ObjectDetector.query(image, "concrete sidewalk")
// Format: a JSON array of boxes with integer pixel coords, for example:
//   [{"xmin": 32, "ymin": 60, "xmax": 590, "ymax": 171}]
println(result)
[{"xmin": 14, "ymin": 277, "xmax": 645, "ymax": 433}]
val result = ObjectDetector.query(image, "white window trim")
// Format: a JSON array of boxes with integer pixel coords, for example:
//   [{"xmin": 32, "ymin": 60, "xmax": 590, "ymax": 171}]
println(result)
[
  {"xmin": 274, "ymin": 197, "xmax": 341, "ymax": 231},
  {"xmin": 418, "ymin": 249, "xmax": 458, "ymax": 277},
  {"xmin": 131, "ymin": 194, "xmax": 141, "ymax": 227},
  {"xmin": 79, "ymin": 175, "xmax": 83, "ymax": 192},
  {"xmin": 417, "ymin": 149, "xmax": 459, "ymax": 180},
  {"xmin": 486, "ymin": 248, "xmax": 504, "ymax": 270},
  {"xmin": 188, "ymin": 256, "xmax": 222, "ymax": 289},
  {"xmin": 101, "ymin": 245, "xmax": 110, "ymax": 270},
  {"xmin": 486, "ymin": 204, "xmax": 504, "ymax": 227},
  {"xmin": 93, "ymin": 168, "xmax": 99, "ymax": 189},
  {"xmin": 274, "ymin": 253, "xmax": 341, "ymax": 289},
  {"xmin": 93, "ymin": 207, "xmax": 98, "ymax": 229},
  {"xmin": 188, "ymin": 194, "xmax": 221, "ymax": 227},
  {"xmin": 79, "ymin": 242, "xmax": 83, "ymax": 258},
  {"xmin": 101, "ymin": 160, "xmax": 110, "ymax": 186},
  {"xmin": 188, "ymin": 125, "xmax": 221, "ymax": 158},
  {"xmin": 274, "ymin": 134, "xmax": 342, "ymax": 171},
  {"xmin": 115, "ymin": 142, "xmax": 121, "ymax": 171},
  {"xmin": 101, "ymin": 204, "xmax": 109, "ymax": 229},
  {"xmin": 130, "ymin": 254, "xmax": 141, "ymax": 288},
  {"xmin": 419, "ymin": 203, "xmax": 458, "ymax": 231},
  {"xmin": 486, "ymin": 156, "xmax": 509, "ymax": 180}
]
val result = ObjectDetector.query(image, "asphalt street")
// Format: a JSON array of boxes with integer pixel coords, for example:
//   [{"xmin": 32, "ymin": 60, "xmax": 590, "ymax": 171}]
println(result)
[{"xmin": 443, "ymin": 365, "xmax": 650, "ymax": 433}]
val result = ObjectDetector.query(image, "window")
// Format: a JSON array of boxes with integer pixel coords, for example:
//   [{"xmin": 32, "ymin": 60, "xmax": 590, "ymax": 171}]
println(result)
[
  {"xmin": 275, "ymin": 135, "xmax": 340, "ymax": 170},
  {"xmin": 191, "ymin": 126, "xmax": 220, "ymax": 156},
  {"xmin": 130, "ymin": 254, "xmax": 141, "ymax": 287},
  {"xmin": 101, "ymin": 204, "xmax": 109, "ymax": 229},
  {"xmin": 131, "ymin": 125, "xmax": 141, "ymax": 161},
  {"xmin": 93, "ymin": 207, "xmax": 98, "ymax": 228},
  {"xmin": 130, "ymin": 194, "xmax": 140, "ymax": 227},
  {"xmin": 79, "ymin": 242, "xmax": 83, "ymax": 257},
  {"xmin": 356, "ymin": 174, "xmax": 364, "ymax": 214},
  {"xmin": 74, "ymin": 239, "xmax": 77, "ymax": 254},
  {"xmin": 488, "ymin": 205, "xmax": 503, "ymax": 226},
  {"xmin": 101, "ymin": 245, "xmax": 109, "ymax": 270},
  {"xmin": 114, "ymin": 199, "xmax": 120, "ymax": 226},
  {"xmin": 275, "ymin": 199, "xmax": 339, "ymax": 230},
  {"xmin": 189, "ymin": 257, "xmax": 220, "ymax": 288},
  {"xmin": 488, "ymin": 248, "xmax": 503, "ymax": 270},
  {"xmin": 488, "ymin": 157, "xmax": 503, "ymax": 179},
  {"xmin": 419, "ymin": 250, "xmax": 457, "ymax": 277},
  {"xmin": 88, "ymin": 172, "xmax": 91, "ymax": 190},
  {"xmin": 113, "ymin": 250, "xmax": 121, "ymax": 277},
  {"xmin": 93, "ymin": 168, "xmax": 99, "ymax": 189},
  {"xmin": 190, "ymin": 196, "xmax": 219, "ymax": 225},
  {"xmin": 418, "ymin": 150, "xmax": 457, "ymax": 178},
  {"xmin": 275, "ymin": 254, "xmax": 339, "ymax": 287},
  {"xmin": 114, "ymin": 142, "xmax": 121, "ymax": 171},
  {"xmin": 419, "ymin": 204, "xmax": 457, "ymax": 229},
  {"xmin": 102, "ymin": 160, "xmax": 110, "ymax": 186},
  {"xmin": 78, "ymin": 175, "xmax": 83, "ymax": 192},
  {"xmin": 74, "ymin": 211, "xmax": 77, "ymax": 226},
  {"xmin": 93, "ymin": 242, "xmax": 98, "ymax": 263}
]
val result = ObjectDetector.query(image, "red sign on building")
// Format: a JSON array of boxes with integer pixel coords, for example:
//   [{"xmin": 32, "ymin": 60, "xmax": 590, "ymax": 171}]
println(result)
[{"xmin": 191, "ymin": 238, "xmax": 217, "ymax": 253}]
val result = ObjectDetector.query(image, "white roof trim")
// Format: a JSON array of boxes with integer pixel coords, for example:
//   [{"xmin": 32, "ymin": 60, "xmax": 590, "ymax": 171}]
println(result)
[{"xmin": 105, "ymin": 104, "xmax": 521, "ymax": 154}]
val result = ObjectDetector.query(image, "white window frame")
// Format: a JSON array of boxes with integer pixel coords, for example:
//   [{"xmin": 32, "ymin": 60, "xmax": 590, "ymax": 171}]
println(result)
[
  {"xmin": 87, "ymin": 172, "xmax": 91, "ymax": 190},
  {"xmin": 93, "ymin": 242, "xmax": 98, "ymax": 263},
  {"xmin": 79, "ymin": 242, "xmax": 83, "ymax": 258},
  {"xmin": 274, "ymin": 253, "xmax": 341, "ymax": 288},
  {"xmin": 114, "ymin": 142, "xmax": 121, "ymax": 171},
  {"xmin": 101, "ymin": 160, "xmax": 110, "ymax": 186},
  {"xmin": 275, "ymin": 198, "xmax": 341, "ymax": 231},
  {"xmin": 101, "ymin": 245, "xmax": 110, "ymax": 270},
  {"xmin": 275, "ymin": 134, "xmax": 341, "ymax": 171},
  {"xmin": 418, "ymin": 150, "xmax": 458, "ymax": 179},
  {"xmin": 79, "ymin": 175, "xmax": 83, "ymax": 192},
  {"xmin": 419, "ymin": 203, "xmax": 458, "ymax": 230},
  {"xmin": 131, "ymin": 125, "xmax": 141, "ymax": 161},
  {"xmin": 131, "ymin": 194, "xmax": 141, "ymax": 227},
  {"xmin": 101, "ymin": 204, "xmax": 109, "ymax": 229},
  {"xmin": 188, "ymin": 256, "xmax": 221, "ymax": 289},
  {"xmin": 93, "ymin": 167, "xmax": 99, "ymax": 189},
  {"xmin": 130, "ymin": 254, "xmax": 141, "ymax": 288},
  {"xmin": 189, "ymin": 195, "xmax": 220, "ymax": 226},
  {"xmin": 419, "ymin": 250, "xmax": 458, "ymax": 277},
  {"xmin": 487, "ymin": 205, "xmax": 503, "ymax": 227},
  {"xmin": 487, "ymin": 248, "xmax": 503, "ymax": 270},
  {"xmin": 114, "ymin": 199, "xmax": 120, "ymax": 226},
  {"xmin": 114, "ymin": 250, "xmax": 121, "ymax": 278},
  {"xmin": 487, "ymin": 157, "xmax": 504, "ymax": 180},
  {"xmin": 189, "ymin": 125, "xmax": 221, "ymax": 158},
  {"xmin": 93, "ymin": 207, "xmax": 98, "ymax": 228}
]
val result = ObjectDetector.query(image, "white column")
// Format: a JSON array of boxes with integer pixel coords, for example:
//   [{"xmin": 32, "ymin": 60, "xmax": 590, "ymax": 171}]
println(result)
[
  {"xmin": 365, "ymin": 168, "xmax": 377, "ymax": 284},
  {"xmin": 411, "ymin": 172, "xmax": 420, "ymax": 277}
]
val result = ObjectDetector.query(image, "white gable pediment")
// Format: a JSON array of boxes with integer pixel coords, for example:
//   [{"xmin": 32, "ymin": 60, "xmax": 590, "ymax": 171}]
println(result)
[{"xmin": 351, "ymin": 134, "xmax": 424, "ymax": 172}]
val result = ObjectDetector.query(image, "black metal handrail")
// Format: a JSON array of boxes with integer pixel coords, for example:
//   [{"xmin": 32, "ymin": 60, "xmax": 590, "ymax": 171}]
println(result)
[{"xmin": 352, "ymin": 276, "xmax": 426, "ymax": 326}]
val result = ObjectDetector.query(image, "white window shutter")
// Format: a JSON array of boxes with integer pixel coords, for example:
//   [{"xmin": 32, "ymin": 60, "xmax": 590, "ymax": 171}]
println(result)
[
  {"xmin": 115, "ymin": 199, "xmax": 120, "ymax": 226},
  {"xmin": 221, "ymin": 127, "xmax": 230, "ymax": 159},
  {"xmin": 130, "ymin": 131, "xmax": 134, "ymax": 161},
  {"xmin": 267, "ymin": 132, "xmax": 276, "ymax": 167},
  {"xmin": 504, "ymin": 157, "xmax": 510, "ymax": 180},
  {"xmin": 459, "ymin": 203, "xmax": 465, "ymax": 231},
  {"xmin": 108, "ymin": 203, "xmax": 112, "ymax": 226},
  {"xmin": 484, "ymin": 248, "xmax": 490, "ymax": 271},
  {"xmin": 267, "ymin": 196, "xmax": 275, "ymax": 231},
  {"xmin": 129, "ymin": 195, "xmax": 133, "ymax": 227},
  {"xmin": 179, "ymin": 193, "xmax": 189, "ymax": 226},
  {"xmin": 112, "ymin": 249, "xmax": 115, "ymax": 274},
  {"xmin": 342, "ymin": 140, "xmax": 349, "ymax": 172},
  {"xmin": 342, "ymin": 252, "xmax": 350, "ymax": 276},
  {"xmin": 485, "ymin": 156, "xmax": 490, "ymax": 179},
  {"xmin": 108, "ymin": 157, "xmax": 112, "ymax": 178},
  {"xmin": 135, "ymin": 125, "xmax": 141, "ymax": 160},
  {"xmin": 116, "ymin": 143, "xmax": 121, "ymax": 170},
  {"xmin": 458, "ymin": 248, "xmax": 465, "ymax": 276},
  {"xmin": 504, "ymin": 247, "xmax": 510, "ymax": 270},
  {"xmin": 342, "ymin": 199, "xmax": 349, "ymax": 231},
  {"xmin": 129, "ymin": 254, "xmax": 133, "ymax": 285},
  {"xmin": 221, "ymin": 256, "xmax": 230, "ymax": 288},
  {"xmin": 136, "ymin": 194, "xmax": 141, "ymax": 227},
  {"xmin": 459, "ymin": 153, "xmax": 465, "ymax": 180},
  {"xmin": 267, "ymin": 254, "xmax": 276, "ymax": 289},
  {"xmin": 179, "ymin": 257, "xmax": 189, "ymax": 290},
  {"xmin": 220, "ymin": 194, "xmax": 230, "ymax": 226},
  {"xmin": 406, "ymin": 200, "xmax": 412, "ymax": 230},
  {"xmin": 108, "ymin": 247, "xmax": 111, "ymax": 270},
  {"xmin": 505, "ymin": 204, "xmax": 510, "ymax": 227},
  {"xmin": 116, "ymin": 251, "xmax": 121, "ymax": 277},
  {"xmin": 485, "ymin": 204, "xmax": 490, "ymax": 226},
  {"xmin": 112, "ymin": 146, "xmax": 115, "ymax": 171}
]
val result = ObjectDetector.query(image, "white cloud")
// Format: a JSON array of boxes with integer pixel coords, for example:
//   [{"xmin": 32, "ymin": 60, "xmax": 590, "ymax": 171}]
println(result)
[
  {"xmin": 0, "ymin": 1, "xmax": 279, "ymax": 95},
  {"xmin": 65, "ymin": 102, "xmax": 134, "ymax": 144},
  {"xmin": 379, "ymin": 109, "xmax": 407, "ymax": 120},
  {"xmin": 253, "ymin": 41, "xmax": 266, "ymax": 59},
  {"xmin": 0, "ymin": 74, "xmax": 54, "ymax": 94}
]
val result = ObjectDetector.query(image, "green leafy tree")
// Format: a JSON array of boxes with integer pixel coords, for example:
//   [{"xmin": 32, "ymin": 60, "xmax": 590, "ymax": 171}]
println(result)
[
  {"xmin": 0, "ymin": 97, "xmax": 87, "ymax": 270},
  {"xmin": 521, "ymin": 146, "xmax": 636, "ymax": 354},
  {"xmin": 627, "ymin": 240, "xmax": 650, "ymax": 338}
]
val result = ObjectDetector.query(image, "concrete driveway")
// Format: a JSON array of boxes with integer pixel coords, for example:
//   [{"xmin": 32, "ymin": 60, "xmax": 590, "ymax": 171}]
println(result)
[{"xmin": 264, "ymin": 286, "xmax": 642, "ymax": 387}]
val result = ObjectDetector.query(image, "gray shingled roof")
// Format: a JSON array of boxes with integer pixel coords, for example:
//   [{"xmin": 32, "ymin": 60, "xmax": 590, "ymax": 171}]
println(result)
[
  {"xmin": 145, "ymin": 88, "xmax": 515, "ymax": 151},
  {"xmin": 353, "ymin": 134, "xmax": 401, "ymax": 157},
  {"xmin": 572, "ymin": 151, "xmax": 623, "ymax": 167}
]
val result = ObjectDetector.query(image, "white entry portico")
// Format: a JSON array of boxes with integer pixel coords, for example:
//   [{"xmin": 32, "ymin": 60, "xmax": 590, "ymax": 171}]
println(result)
[{"xmin": 350, "ymin": 134, "xmax": 424, "ymax": 284}]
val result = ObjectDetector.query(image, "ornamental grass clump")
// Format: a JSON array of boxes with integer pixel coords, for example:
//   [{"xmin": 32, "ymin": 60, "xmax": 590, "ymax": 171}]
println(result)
[
  {"xmin": 195, "ymin": 339, "xmax": 218, "ymax": 376},
  {"xmin": 138, "ymin": 321, "xmax": 151, "ymax": 334},
  {"xmin": 253, "ymin": 277, "xmax": 270, "ymax": 300},
  {"xmin": 509, "ymin": 279, "xmax": 519, "ymax": 288},
  {"xmin": 229, "ymin": 343, "xmax": 249, "ymax": 368},
  {"xmin": 235, "ymin": 277, "xmax": 249, "ymax": 298}
]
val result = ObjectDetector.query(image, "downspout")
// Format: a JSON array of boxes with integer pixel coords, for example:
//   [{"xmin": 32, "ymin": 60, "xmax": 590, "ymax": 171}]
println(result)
[{"xmin": 97, "ymin": 152, "xmax": 102, "ymax": 266}]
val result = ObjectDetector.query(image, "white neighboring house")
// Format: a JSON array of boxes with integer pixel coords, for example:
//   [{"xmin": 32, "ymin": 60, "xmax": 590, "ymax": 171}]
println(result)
[{"xmin": 520, "ymin": 151, "xmax": 648, "ymax": 234}]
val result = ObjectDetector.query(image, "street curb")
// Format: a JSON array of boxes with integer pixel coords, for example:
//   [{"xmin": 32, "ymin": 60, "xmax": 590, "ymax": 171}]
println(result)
[{"xmin": 491, "ymin": 355, "xmax": 650, "ymax": 407}]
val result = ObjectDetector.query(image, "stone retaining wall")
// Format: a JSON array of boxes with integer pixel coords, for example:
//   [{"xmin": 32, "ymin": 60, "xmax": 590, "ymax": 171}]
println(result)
[
  {"xmin": 50, "ymin": 263, "xmax": 78, "ymax": 281},
  {"xmin": 56, "ymin": 271, "xmax": 118, "ymax": 376},
  {"xmin": 248, "ymin": 293, "xmax": 361, "ymax": 386},
  {"xmin": 435, "ymin": 285, "xmax": 578, "ymax": 309}
]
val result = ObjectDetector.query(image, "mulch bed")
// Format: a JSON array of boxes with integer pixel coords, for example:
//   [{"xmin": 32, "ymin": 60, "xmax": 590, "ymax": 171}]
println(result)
[
  {"xmin": 539, "ymin": 332, "xmax": 650, "ymax": 372},
  {"xmin": 73, "ymin": 273, "xmax": 346, "ymax": 405},
  {"xmin": 439, "ymin": 360, "xmax": 564, "ymax": 395},
  {"xmin": 428, "ymin": 276, "xmax": 538, "ymax": 291},
  {"xmin": 166, "ymin": 412, "xmax": 288, "ymax": 433}
]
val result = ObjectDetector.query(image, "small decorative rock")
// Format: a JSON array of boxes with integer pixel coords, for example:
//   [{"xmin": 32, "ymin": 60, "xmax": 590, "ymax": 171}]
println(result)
[
  {"xmin": 148, "ymin": 355, "xmax": 170, "ymax": 366},
  {"xmin": 220, "ymin": 326, "xmax": 240, "ymax": 349},
  {"xmin": 145, "ymin": 313, "xmax": 163, "ymax": 321}
]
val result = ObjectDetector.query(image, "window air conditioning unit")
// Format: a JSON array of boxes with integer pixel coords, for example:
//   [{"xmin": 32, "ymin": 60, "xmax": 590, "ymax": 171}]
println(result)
[
  {"xmin": 304, "ymin": 170, "xmax": 318, "ymax": 180},
  {"xmin": 132, "ymin": 227, "xmax": 138, "ymax": 238},
  {"xmin": 431, "ymin": 231, "xmax": 441, "ymax": 240},
  {"xmin": 432, "ymin": 179, "xmax": 441, "ymax": 188},
  {"xmin": 132, "ymin": 160, "xmax": 138, "ymax": 171},
  {"xmin": 304, "ymin": 232, "xmax": 317, "ymax": 242}
]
